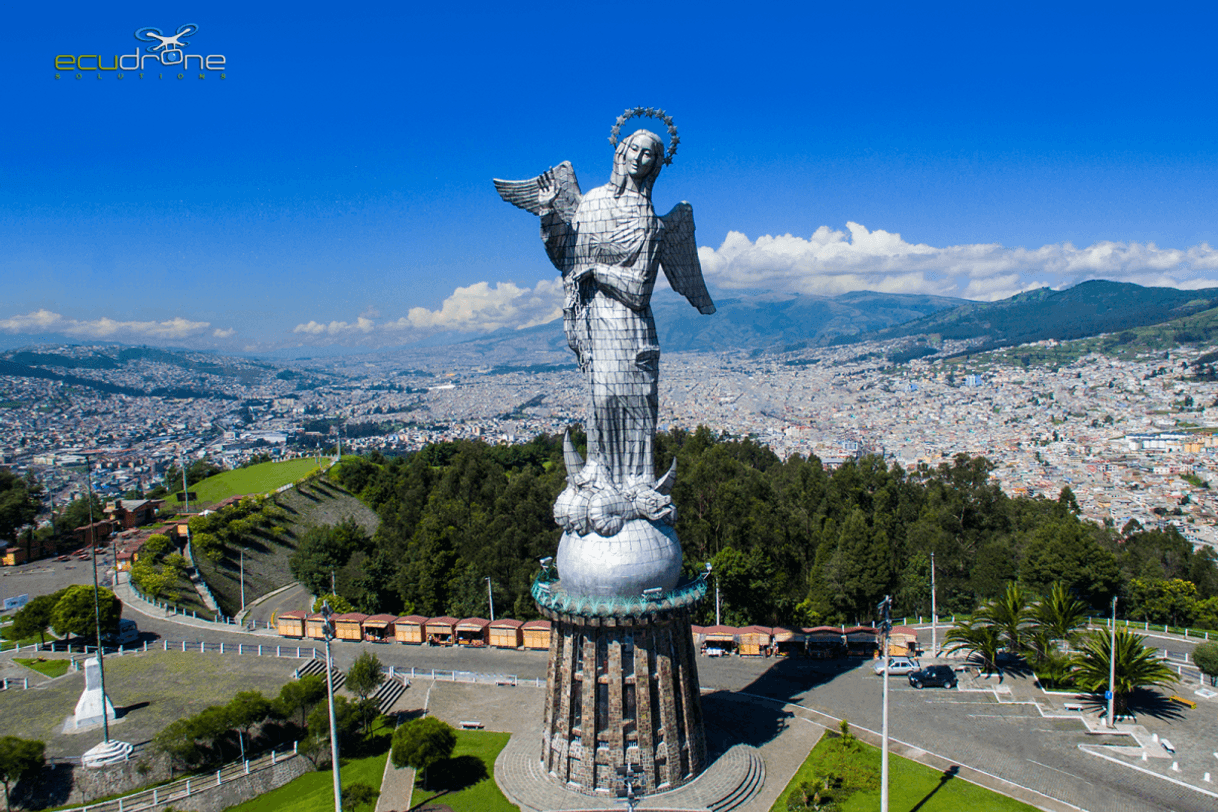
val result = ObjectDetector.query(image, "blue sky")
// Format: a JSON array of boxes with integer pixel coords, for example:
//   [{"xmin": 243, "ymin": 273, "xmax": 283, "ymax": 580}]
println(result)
[{"xmin": 5, "ymin": 2, "xmax": 1218, "ymax": 354}]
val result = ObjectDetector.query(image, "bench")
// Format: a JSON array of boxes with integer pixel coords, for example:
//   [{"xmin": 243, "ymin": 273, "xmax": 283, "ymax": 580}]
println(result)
[
  {"xmin": 1168, "ymin": 695, "xmax": 1197, "ymax": 710},
  {"xmin": 1063, "ymin": 702, "xmax": 1085, "ymax": 712},
  {"xmin": 496, "ymin": 679, "xmax": 515, "ymax": 687},
  {"xmin": 1161, "ymin": 738, "xmax": 1175, "ymax": 754},
  {"xmin": 459, "ymin": 720, "xmax": 484, "ymax": 730}
]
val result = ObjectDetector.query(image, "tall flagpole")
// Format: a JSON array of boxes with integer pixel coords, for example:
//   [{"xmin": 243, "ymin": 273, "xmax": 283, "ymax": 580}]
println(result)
[{"xmin": 84, "ymin": 452, "xmax": 110, "ymax": 744}]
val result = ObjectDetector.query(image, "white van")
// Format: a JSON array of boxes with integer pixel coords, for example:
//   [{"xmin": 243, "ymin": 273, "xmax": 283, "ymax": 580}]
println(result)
[{"xmin": 107, "ymin": 619, "xmax": 139, "ymax": 646}]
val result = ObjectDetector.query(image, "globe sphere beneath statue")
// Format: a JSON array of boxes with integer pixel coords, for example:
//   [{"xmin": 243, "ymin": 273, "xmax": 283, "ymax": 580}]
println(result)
[{"xmin": 555, "ymin": 518, "xmax": 682, "ymax": 598}]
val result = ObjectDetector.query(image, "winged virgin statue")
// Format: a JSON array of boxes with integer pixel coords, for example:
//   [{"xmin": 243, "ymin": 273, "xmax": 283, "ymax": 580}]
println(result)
[{"xmin": 495, "ymin": 112, "xmax": 715, "ymax": 595}]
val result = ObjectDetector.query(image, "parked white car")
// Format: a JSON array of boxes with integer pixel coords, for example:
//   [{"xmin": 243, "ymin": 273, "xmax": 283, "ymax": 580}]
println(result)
[{"xmin": 872, "ymin": 656, "xmax": 919, "ymax": 675}]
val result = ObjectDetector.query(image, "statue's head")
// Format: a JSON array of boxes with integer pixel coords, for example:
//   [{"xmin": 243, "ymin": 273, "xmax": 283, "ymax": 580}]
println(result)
[{"xmin": 611, "ymin": 129, "xmax": 664, "ymax": 197}]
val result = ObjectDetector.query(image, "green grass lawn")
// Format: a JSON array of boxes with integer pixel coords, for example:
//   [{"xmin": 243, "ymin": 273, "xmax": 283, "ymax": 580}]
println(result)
[
  {"xmin": 223, "ymin": 750, "xmax": 387, "ymax": 812},
  {"xmin": 411, "ymin": 730, "xmax": 517, "ymax": 812},
  {"xmin": 772, "ymin": 731, "xmax": 1039, "ymax": 812},
  {"xmin": 173, "ymin": 459, "xmax": 322, "ymax": 506},
  {"xmin": 14, "ymin": 657, "xmax": 70, "ymax": 678}
]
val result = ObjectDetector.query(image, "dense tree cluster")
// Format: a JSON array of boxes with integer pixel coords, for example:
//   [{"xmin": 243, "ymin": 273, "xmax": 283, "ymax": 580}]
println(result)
[
  {"xmin": 0, "ymin": 735, "xmax": 44, "ymax": 812},
  {"xmin": 189, "ymin": 496, "xmax": 287, "ymax": 561},
  {"xmin": 317, "ymin": 429, "xmax": 1218, "ymax": 629},
  {"xmin": 130, "ymin": 534, "xmax": 187, "ymax": 600},
  {"xmin": 0, "ymin": 469, "xmax": 41, "ymax": 543},
  {"xmin": 150, "ymin": 670, "xmax": 380, "ymax": 775}
]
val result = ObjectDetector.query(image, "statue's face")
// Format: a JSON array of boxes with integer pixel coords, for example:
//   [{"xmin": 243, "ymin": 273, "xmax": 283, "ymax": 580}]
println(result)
[{"xmin": 626, "ymin": 138, "xmax": 657, "ymax": 181}]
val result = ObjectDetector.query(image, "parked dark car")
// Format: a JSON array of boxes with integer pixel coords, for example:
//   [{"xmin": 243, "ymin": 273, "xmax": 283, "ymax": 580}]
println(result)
[{"xmin": 908, "ymin": 665, "xmax": 957, "ymax": 689}]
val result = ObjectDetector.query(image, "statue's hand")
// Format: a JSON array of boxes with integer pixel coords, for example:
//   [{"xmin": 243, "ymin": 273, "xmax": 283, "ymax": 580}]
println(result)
[{"xmin": 537, "ymin": 169, "xmax": 559, "ymax": 209}]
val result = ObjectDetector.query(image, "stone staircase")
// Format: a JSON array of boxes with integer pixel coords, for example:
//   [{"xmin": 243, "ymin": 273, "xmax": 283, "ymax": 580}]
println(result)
[
  {"xmin": 702, "ymin": 745, "xmax": 765, "ymax": 811},
  {"xmin": 295, "ymin": 657, "xmax": 345, "ymax": 690},
  {"xmin": 373, "ymin": 673, "xmax": 409, "ymax": 714}
]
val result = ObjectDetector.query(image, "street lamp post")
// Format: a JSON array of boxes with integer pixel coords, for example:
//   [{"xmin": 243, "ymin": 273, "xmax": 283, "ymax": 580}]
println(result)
[
  {"xmin": 1108, "ymin": 595, "xmax": 1118, "ymax": 728},
  {"xmin": 930, "ymin": 552, "xmax": 937, "ymax": 657},
  {"xmin": 240, "ymin": 548, "xmax": 246, "ymax": 614},
  {"xmin": 321, "ymin": 601, "xmax": 343, "ymax": 812},
  {"xmin": 486, "ymin": 577, "xmax": 494, "ymax": 622},
  {"xmin": 878, "ymin": 595, "xmax": 892, "ymax": 812},
  {"xmin": 616, "ymin": 763, "xmax": 644, "ymax": 812}
]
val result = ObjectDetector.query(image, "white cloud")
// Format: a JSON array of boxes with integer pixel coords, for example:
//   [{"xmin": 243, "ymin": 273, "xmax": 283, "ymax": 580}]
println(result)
[
  {"xmin": 398, "ymin": 279, "xmax": 563, "ymax": 332},
  {"xmin": 292, "ymin": 316, "xmax": 376, "ymax": 337},
  {"xmin": 213, "ymin": 327, "xmax": 236, "ymax": 338},
  {"xmin": 0, "ymin": 310, "xmax": 213, "ymax": 340},
  {"xmin": 292, "ymin": 278, "xmax": 565, "ymax": 346},
  {"xmin": 699, "ymin": 224, "xmax": 1218, "ymax": 301}
]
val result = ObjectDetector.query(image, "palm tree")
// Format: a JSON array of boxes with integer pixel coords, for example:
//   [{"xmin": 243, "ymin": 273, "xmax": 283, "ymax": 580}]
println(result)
[
  {"xmin": 1035, "ymin": 582, "xmax": 1088, "ymax": 649},
  {"xmin": 978, "ymin": 582, "xmax": 1035, "ymax": 655},
  {"xmin": 944, "ymin": 618, "xmax": 1002, "ymax": 676},
  {"xmin": 1071, "ymin": 628, "xmax": 1177, "ymax": 716}
]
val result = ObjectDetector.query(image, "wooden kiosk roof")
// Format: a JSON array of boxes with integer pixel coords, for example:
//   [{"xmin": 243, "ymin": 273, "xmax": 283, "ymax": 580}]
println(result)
[
  {"xmin": 456, "ymin": 617, "xmax": 490, "ymax": 631},
  {"xmin": 363, "ymin": 614, "xmax": 397, "ymax": 628},
  {"xmin": 701, "ymin": 625, "xmax": 738, "ymax": 642},
  {"xmin": 489, "ymin": 618, "xmax": 523, "ymax": 629},
  {"xmin": 394, "ymin": 615, "xmax": 429, "ymax": 626},
  {"xmin": 278, "ymin": 610, "xmax": 308, "ymax": 620},
  {"xmin": 843, "ymin": 626, "xmax": 879, "ymax": 640},
  {"xmin": 804, "ymin": 626, "xmax": 846, "ymax": 641},
  {"xmin": 425, "ymin": 616, "xmax": 460, "ymax": 631}
]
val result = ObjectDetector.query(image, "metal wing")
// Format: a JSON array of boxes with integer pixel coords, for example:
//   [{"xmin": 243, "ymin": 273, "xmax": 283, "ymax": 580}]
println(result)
[
  {"xmin": 493, "ymin": 161, "xmax": 582, "ymax": 223},
  {"xmin": 659, "ymin": 202, "xmax": 716, "ymax": 315}
]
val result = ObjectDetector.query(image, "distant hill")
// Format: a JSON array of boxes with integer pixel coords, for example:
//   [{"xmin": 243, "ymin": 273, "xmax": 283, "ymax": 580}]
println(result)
[
  {"xmin": 844, "ymin": 280, "xmax": 1218, "ymax": 352},
  {"xmin": 415, "ymin": 289, "xmax": 964, "ymax": 364},
  {"xmin": 0, "ymin": 344, "xmax": 271, "ymax": 396}
]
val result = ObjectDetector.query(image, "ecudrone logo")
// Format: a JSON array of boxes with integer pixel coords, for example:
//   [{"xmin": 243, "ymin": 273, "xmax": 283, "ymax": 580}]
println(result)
[{"xmin": 55, "ymin": 23, "xmax": 228, "ymax": 80}]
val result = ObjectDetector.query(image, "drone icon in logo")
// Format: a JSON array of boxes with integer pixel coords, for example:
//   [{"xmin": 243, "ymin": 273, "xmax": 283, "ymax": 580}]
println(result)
[{"xmin": 134, "ymin": 24, "xmax": 199, "ymax": 66}]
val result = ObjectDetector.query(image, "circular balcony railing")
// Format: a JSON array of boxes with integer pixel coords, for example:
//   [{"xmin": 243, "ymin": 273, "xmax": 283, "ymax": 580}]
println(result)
[{"xmin": 532, "ymin": 573, "xmax": 707, "ymax": 618}]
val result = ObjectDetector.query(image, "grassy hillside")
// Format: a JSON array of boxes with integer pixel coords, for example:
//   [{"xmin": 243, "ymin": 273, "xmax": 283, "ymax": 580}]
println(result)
[
  {"xmin": 174, "ymin": 458, "xmax": 322, "ymax": 507},
  {"xmin": 193, "ymin": 476, "xmax": 379, "ymax": 617}
]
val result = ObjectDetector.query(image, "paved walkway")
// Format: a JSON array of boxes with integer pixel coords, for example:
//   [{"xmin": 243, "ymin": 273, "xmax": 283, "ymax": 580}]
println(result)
[
  {"xmin": 376, "ymin": 758, "xmax": 415, "ymax": 812},
  {"xmin": 114, "ymin": 577, "xmax": 279, "ymax": 636}
]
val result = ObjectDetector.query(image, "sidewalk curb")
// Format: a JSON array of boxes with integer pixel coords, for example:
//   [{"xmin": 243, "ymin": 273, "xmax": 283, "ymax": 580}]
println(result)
[{"xmin": 234, "ymin": 582, "xmax": 301, "ymax": 625}]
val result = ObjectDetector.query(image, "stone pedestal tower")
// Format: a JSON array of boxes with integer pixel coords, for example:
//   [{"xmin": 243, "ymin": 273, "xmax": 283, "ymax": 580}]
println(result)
[{"xmin": 533, "ymin": 574, "xmax": 707, "ymax": 795}]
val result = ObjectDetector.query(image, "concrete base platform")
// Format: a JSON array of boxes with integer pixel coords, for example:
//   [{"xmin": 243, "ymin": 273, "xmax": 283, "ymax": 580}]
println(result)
[
  {"xmin": 495, "ymin": 734, "xmax": 763, "ymax": 812},
  {"xmin": 81, "ymin": 739, "xmax": 133, "ymax": 767}
]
